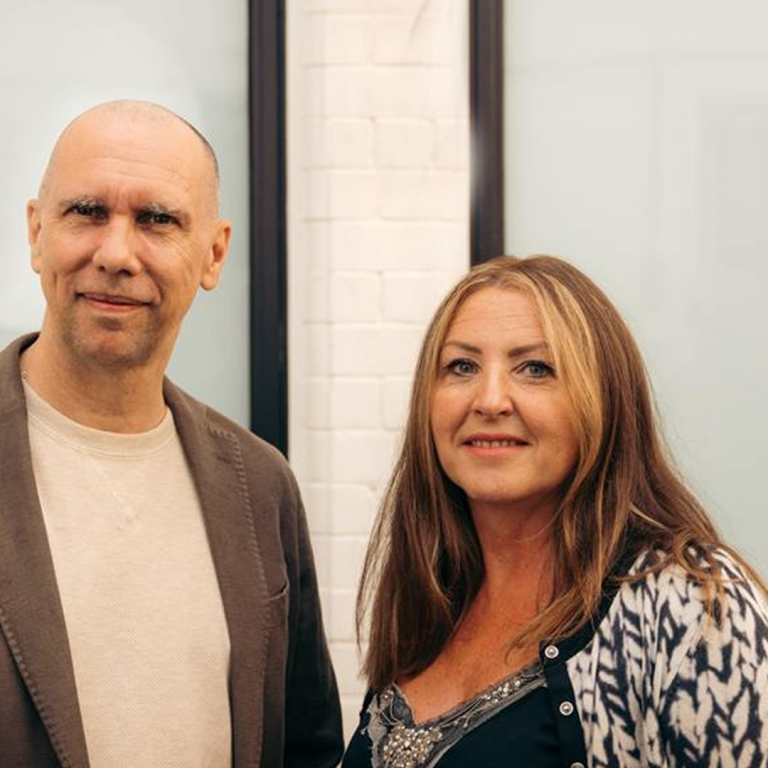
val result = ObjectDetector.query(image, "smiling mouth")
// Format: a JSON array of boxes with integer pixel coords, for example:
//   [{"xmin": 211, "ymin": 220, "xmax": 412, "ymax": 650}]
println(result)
[
  {"xmin": 81, "ymin": 293, "xmax": 147, "ymax": 307},
  {"xmin": 467, "ymin": 439, "xmax": 526, "ymax": 448}
]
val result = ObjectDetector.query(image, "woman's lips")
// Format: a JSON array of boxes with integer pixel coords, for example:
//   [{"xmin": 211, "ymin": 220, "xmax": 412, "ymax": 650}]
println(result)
[{"xmin": 462, "ymin": 434, "xmax": 529, "ymax": 454}]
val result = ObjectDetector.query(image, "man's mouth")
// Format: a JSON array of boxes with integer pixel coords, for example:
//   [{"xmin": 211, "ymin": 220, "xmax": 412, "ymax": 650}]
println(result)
[{"xmin": 80, "ymin": 292, "xmax": 147, "ymax": 307}]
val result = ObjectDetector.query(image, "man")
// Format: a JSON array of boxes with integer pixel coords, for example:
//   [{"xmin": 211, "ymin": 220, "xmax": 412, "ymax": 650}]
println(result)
[{"xmin": 0, "ymin": 101, "xmax": 342, "ymax": 767}]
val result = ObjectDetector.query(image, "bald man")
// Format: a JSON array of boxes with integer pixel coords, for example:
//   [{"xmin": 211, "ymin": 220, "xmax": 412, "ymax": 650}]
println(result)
[{"xmin": 0, "ymin": 101, "xmax": 342, "ymax": 768}]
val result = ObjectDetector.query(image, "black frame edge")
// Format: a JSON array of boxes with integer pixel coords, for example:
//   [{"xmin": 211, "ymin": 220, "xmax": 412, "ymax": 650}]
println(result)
[
  {"xmin": 249, "ymin": 0, "xmax": 288, "ymax": 455},
  {"xmin": 469, "ymin": 0, "xmax": 505, "ymax": 265}
]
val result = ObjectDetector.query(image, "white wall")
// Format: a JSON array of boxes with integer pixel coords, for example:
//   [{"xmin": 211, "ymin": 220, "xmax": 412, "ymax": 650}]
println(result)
[
  {"xmin": 287, "ymin": 0, "xmax": 470, "ymax": 736},
  {"xmin": 0, "ymin": 0, "xmax": 249, "ymax": 425},
  {"xmin": 504, "ymin": 0, "xmax": 768, "ymax": 575}
]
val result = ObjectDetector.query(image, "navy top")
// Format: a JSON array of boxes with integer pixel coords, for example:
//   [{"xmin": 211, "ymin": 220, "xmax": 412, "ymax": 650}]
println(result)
[
  {"xmin": 342, "ymin": 662, "xmax": 563, "ymax": 768},
  {"xmin": 340, "ymin": 552, "xmax": 643, "ymax": 768}
]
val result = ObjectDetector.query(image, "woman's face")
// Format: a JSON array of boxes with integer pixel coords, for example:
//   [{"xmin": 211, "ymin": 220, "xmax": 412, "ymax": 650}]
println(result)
[{"xmin": 430, "ymin": 287, "xmax": 580, "ymax": 517}]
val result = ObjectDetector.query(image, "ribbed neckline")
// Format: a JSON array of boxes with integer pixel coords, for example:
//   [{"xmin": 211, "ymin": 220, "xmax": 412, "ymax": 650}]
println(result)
[{"xmin": 23, "ymin": 379, "xmax": 175, "ymax": 458}]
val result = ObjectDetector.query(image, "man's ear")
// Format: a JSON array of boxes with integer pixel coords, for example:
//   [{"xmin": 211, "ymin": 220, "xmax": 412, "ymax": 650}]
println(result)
[
  {"xmin": 200, "ymin": 219, "xmax": 232, "ymax": 291},
  {"xmin": 27, "ymin": 200, "xmax": 43, "ymax": 274}
]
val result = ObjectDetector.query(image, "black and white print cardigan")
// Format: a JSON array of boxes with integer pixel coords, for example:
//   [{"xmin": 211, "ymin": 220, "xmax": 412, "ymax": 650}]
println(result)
[
  {"xmin": 347, "ymin": 549, "xmax": 768, "ymax": 768},
  {"xmin": 551, "ymin": 549, "xmax": 768, "ymax": 768}
]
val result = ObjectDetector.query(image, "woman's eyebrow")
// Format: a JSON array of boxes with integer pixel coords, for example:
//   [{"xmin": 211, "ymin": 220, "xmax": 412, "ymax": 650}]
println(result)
[
  {"xmin": 441, "ymin": 340, "xmax": 482, "ymax": 355},
  {"xmin": 507, "ymin": 342, "xmax": 550, "ymax": 358}
]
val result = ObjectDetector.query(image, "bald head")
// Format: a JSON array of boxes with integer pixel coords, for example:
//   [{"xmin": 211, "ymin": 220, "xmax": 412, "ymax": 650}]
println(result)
[{"xmin": 38, "ymin": 100, "xmax": 221, "ymax": 213}]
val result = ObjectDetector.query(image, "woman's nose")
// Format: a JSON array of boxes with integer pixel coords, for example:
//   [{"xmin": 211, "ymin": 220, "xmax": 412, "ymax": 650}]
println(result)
[{"xmin": 473, "ymin": 371, "xmax": 513, "ymax": 417}]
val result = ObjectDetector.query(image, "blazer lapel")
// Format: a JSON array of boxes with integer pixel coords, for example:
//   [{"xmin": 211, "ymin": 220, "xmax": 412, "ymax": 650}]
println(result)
[
  {"xmin": 166, "ymin": 382, "xmax": 270, "ymax": 768},
  {"xmin": 0, "ymin": 336, "xmax": 90, "ymax": 768}
]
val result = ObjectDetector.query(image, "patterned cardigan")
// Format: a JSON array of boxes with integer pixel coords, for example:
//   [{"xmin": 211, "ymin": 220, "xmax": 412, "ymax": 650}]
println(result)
[{"xmin": 566, "ymin": 550, "xmax": 768, "ymax": 767}]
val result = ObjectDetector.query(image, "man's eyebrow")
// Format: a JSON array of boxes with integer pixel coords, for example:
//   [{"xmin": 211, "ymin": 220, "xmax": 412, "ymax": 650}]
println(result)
[
  {"xmin": 58, "ymin": 195, "xmax": 104, "ymax": 213},
  {"xmin": 441, "ymin": 340, "xmax": 551, "ymax": 358}
]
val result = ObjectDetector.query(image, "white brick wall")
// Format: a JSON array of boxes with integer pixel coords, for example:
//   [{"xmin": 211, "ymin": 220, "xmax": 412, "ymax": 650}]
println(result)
[{"xmin": 287, "ymin": 0, "xmax": 470, "ymax": 740}]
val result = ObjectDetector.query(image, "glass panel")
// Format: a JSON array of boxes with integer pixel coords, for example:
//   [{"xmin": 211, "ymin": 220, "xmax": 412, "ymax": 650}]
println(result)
[
  {"xmin": 504, "ymin": 0, "xmax": 768, "ymax": 573},
  {"xmin": 0, "ymin": 0, "xmax": 249, "ymax": 425}
]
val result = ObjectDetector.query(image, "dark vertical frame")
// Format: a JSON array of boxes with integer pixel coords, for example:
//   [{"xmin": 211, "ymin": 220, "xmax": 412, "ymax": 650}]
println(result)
[
  {"xmin": 469, "ymin": 0, "xmax": 505, "ymax": 265},
  {"xmin": 249, "ymin": 0, "xmax": 288, "ymax": 455}
]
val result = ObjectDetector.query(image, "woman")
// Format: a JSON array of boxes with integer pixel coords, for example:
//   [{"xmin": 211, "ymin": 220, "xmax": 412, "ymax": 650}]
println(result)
[{"xmin": 343, "ymin": 255, "xmax": 768, "ymax": 768}]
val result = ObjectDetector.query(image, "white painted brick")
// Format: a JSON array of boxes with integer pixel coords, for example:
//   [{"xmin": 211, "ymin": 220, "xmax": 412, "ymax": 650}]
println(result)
[
  {"xmin": 332, "ymin": 325, "xmax": 422, "ymax": 376},
  {"xmin": 306, "ymin": 118, "xmax": 374, "ymax": 168},
  {"xmin": 310, "ymin": 532, "xmax": 331, "ymax": 585},
  {"xmin": 329, "ymin": 221, "xmax": 468, "ymax": 271},
  {"xmin": 307, "ymin": 428, "xmax": 331, "ymax": 482},
  {"xmin": 304, "ymin": 67, "xmax": 375, "ymax": 117},
  {"xmin": 382, "ymin": 270, "xmax": 455, "ymax": 323},
  {"xmin": 330, "ymin": 272, "xmax": 381, "ymax": 322},
  {"xmin": 331, "ymin": 483, "xmax": 378, "ymax": 535},
  {"xmin": 329, "ymin": 588, "xmax": 357, "ymax": 641},
  {"xmin": 306, "ymin": 0, "xmax": 410, "ymax": 13},
  {"xmin": 307, "ymin": 323, "xmax": 331, "ymax": 376},
  {"xmin": 329, "ymin": 429, "xmax": 399, "ymax": 486},
  {"xmin": 378, "ymin": 170, "xmax": 467, "ymax": 220},
  {"xmin": 374, "ymin": 67, "xmax": 462, "ymax": 119},
  {"xmin": 303, "ymin": 480, "xmax": 332, "ymax": 534},
  {"xmin": 306, "ymin": 170, "xmax": 378, "ymax": 219},
  {"xmin": 375, "ymin": 119, "xmax": 434, "ymax": 168},
  {"xmin": 289, "ymin": 1, "xmax": 471, "ymax": 707},
  {"xmin": 306, "ymin": 377, "xmax": 331, "ymax": 429},
  {"xmin": 382, "ymin": 376, "xmax": 412, "ymax": 431},
  {"xmin": 373, "ymin": 11, "xmax": 456, "ymax": 65},
  {"xmin": 330, "ymin": 535, "xmax": 369, "ymax": 590},
  {"xmin": 341, "ymin": 694, "xmax": 365, "ymax": 742},
  {"xmin": 329, "ymin": 377, "xmax": 382, "ymax": 428},
  {"xmin": 330, "ymin": 642, "xmax": 366, "ymax": 697},
  {"xmin": 435, "ymin": 118, "xmax": 469, "ymax": 168},
  {"xmin": 304, "ymin": 223, "xmax": 332, "ymax": 275},
  {"xmin": 306, "ymin": 272, "xmax": 330, "ymax": 322},
  {"xmin": 304, "ymin": 15, "xmax": 374, "ymax": 65}
]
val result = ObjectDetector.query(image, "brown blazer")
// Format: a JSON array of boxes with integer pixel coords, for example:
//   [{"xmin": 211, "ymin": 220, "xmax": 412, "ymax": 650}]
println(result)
[{"xmin": 0, "ymin": 335, "xmax": 343, "ymax": 768}]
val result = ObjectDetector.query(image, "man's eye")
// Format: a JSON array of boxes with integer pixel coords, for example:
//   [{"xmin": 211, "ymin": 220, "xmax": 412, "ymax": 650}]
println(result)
[
  {"xmin": 447, "ymin": 359, "xmax": 477, "ymax": 376},
  {"xmin": 137, "ymin": 211, "xmax": 175, "ymax": 226},
  {"xmin": 73, "ymin": 203, "xmax": 104, "ymax": 218}
]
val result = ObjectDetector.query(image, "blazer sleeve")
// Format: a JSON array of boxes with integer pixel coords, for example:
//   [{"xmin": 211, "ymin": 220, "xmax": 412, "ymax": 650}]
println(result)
[{"xmin": 282, "ymin": 479, "xmax": 344, "ymax": 768}]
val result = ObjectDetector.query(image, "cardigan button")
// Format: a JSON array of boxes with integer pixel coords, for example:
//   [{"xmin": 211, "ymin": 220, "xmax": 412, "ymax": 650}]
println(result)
[
  {"xmin": 543, "ymin": 644, "xmax": 559, "ymax": 660},
  {"xmin": 559, "ymin": 701, "xmax": 574, "ymax": 716}
]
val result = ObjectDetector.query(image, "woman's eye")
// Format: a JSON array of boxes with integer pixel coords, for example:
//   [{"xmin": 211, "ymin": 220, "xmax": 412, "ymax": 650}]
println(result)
[
  {"xmin": 447, "ymin": 359, "xmax": 477, "ymax": 376},
  {"xmin": 521, "ymin": 360, "xmax": 554, "ymax": 379}
]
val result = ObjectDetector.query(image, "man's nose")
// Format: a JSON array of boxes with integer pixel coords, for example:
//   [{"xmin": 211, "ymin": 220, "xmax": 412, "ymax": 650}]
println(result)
[
  {"xmin": 91, "ymin": 219, "xmax": 142, "ymax": 275},
  {"xmin": 473, "ymin": 371, "xmax": 513, "ymax": 417}
]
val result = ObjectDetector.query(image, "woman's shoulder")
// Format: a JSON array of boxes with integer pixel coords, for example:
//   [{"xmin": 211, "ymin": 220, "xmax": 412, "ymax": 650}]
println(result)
[
  {"xmin": 621, "ymin": 547, "xmax": 768, "ymax": 614},
  {"xmin": 605, "ymin": 547, "xmax": 768, "ymax": 661}
]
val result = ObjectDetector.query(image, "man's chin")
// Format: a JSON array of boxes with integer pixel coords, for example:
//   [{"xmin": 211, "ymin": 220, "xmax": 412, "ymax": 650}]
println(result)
[{"xmin": 66, "ymin": 332, "xmax": 158, "ymax": 371}]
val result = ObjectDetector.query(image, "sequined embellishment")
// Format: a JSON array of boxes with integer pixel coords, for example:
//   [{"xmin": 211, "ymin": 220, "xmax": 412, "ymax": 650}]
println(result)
[
  {"xmin": 363, "ymin": 662, "xmax": 546, "ymax": 768},
  {"xmin": 381, "ymin": 721, "xmax": 443, "ymax": 768}
]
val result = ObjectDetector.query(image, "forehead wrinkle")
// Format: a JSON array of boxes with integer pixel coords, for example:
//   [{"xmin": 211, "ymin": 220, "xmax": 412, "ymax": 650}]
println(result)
[
  {"xmin": 38, "ymin": 106, "xmax": 220, "ymax": 215},
  {"xmin": 440, "ymin": 340, "xmax": 550, "ymax": 359}
]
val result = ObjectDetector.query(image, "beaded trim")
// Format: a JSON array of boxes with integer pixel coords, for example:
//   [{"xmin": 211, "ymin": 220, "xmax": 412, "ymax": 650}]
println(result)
[{"xmin": 364, "ymin": 663, "xmax": 546, "ymax": 768}]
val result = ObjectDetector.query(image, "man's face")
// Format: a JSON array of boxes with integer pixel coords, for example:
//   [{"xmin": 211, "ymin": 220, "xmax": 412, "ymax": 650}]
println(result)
[{"xmin": 27, "ymin": 111, "xmax": 230, "ymax": 370}]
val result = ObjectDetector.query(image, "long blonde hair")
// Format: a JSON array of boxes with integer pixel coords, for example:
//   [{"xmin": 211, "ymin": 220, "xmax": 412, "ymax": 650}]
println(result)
[{"xmin": 357, "ymin": 255, "xmax": 767, "ymax": 692}]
